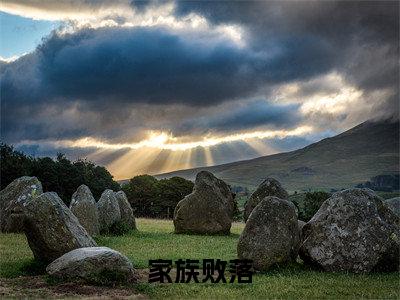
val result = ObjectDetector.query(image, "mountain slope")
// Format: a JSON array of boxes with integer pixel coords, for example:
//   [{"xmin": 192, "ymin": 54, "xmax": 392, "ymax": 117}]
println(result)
[{"xmin": 155, "ymin": 119, "xmax": 399, "ymax": 192}]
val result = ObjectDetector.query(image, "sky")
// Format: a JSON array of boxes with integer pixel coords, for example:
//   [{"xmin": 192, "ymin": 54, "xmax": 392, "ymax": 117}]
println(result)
[{"xmin": 0, "ymin": 0, "xmax": 398, "ymax": 180}]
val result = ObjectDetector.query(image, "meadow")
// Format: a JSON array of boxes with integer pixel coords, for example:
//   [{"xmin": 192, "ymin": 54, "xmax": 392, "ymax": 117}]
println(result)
[{"xmin": 0, "ymin": 218, "xmax": 399, "ymax": 299}]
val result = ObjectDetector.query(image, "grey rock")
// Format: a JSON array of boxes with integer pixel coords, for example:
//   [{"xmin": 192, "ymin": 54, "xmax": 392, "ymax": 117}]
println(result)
[
  {"xmin": 0, "ymin": 176, "xmax": 43, "ymax": 232},
  {"xmin": 244, "ymin": 178, "xmax": 288, "ymax": 222},
  {"xmin": 70, "ymin": 185, "xmax": 100, "ymax": 236},
  {"xmin": 115, "ymin": 191, "xmax": 136, "ymax": 230},
  {"xmin": 22, "ymin": 192, "xmax": 97, "ymax": 263},
  {"xmin": 298, "ymin": 220, "xmax": 306, "ymax": 241},
  {"xmin": 174, "ymin": 171, "xmax": 235, "ymax": 235},
  {"xmin": 238, "ymin": 196, "xmax": 300, "ymax": 271},
  {"xmin": 385, "ymin": 197, "xmax": 400, "ymax": 217},
  {"xmin": 299, "ymin": 188, "xmax": 400, "ymax": 273},
  {"xmin": 97, "ymin": 189, "xmax": 121, "ymax": 233},
  {"xmin": 46, "ymin": 247, "xmax": 136, "ymax": 283}
]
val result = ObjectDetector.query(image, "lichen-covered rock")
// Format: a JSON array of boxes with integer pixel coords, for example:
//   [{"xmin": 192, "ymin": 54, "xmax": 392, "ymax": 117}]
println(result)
[
  {"xmin": 299, "ymin": 188, "xmax": 400, "ymax": 273},
  {"xmin": 174, "ymin": 171, "xmax": 235, "ymax": 235},
  {"xmin": 298, "ymin": 220, "xmax": 306, "ymax": 241},
  {"xmin": 97, "ymin": 189, "xmax": 121, "ymax": 233},
  {"xmin": 238, "ymin": 196, "xmax": 299, "ymax": 271},
  {"xmin": 70, "ymin": 185, "xmax": 100, "ymax": 236},
  {"xmin": 244, "ymin": 178, "xmax": 288, "ymax": 222},
  {"xmin": 46, "ymin": 247, "xmax": 136, "ymax": 283},
  {"xmin": 385, "ymin": 197, "xmax": 400, "ymax": 217},
  {"xmin": 0, "ymin": 176, "xmax": 43, "ymax": 232},
  {"xmin": 115, "ymin": 191, "xmax": 136, "ymax": 230},
  {"xmin": 21, "ymin": 192, "xmax": 97, "ymax": 263}
]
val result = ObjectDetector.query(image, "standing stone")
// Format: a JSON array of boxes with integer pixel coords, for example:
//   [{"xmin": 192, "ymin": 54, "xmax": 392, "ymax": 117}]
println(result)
[
  {"xmin": 298, "ymin": 220, "xmax": 306, "ymax": 241},
  {"xmin": 299, "ymin": 188, "xmax": 400, "ymax": 273},
  {"xmin": 21, "ymin": 192, "xmax": 97, "ymax": 263},
  {"xmin": 238, "ymin": 196, "xmax": 299, "ymax": 271},
  {"xmin": 70, "ymin": 185, "xmax": 100, "ymax": 236},
  {"xmin": 97, "ymin": 189, "xmax": 121, "ymax": 233},
  {"xmin": 244, "ymin": 178, "xmax": 289, "ymax": 222},
  {"xmin": 115, "ymin": 191, "xmax": 136, "ymax": 230},
  {"xmin": 46, "ymin": 247, "xmax": 136, "ymax": 283},
  {"xmin": 0, "ymin": 176, "xmax": 43, "ymax": 232},
  {"xmin": 385, "ymin": 197, "xmax": 400, "ymax": 217},
  {"xmin": 174, "ymin": 171, "xmax": 235, "ymax": 235}
]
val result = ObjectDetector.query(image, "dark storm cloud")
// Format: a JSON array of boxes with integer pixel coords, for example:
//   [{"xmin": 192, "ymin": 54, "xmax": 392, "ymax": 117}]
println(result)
[
  {"xmin": 1, "ymin": 0, "xmax": 398, "ymax": 145},
  {"xmin": 176, "ymin": 101, "xmax": 301, "ymax": 134},
  {"xmin": 1, "ymin": 24, "xmax": 334, "ymax": 142},
  {"xmin": 175, "ymin": 0, "xmax": 399, "ymax": 116}
]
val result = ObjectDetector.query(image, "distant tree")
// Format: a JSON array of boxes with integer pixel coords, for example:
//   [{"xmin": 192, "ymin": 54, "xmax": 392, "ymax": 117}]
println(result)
[
  {"xmin": 122, "ymin": 175, "xmax": 194, "ymax": 218},
  {"xmin": 302, "ymin": 191, "xmax": 331, "ymax": 221},
  {"xmin": 0, "ymin": 143, "xmax": 119, "ymax": 205},
  {"xmin": 157, "ymin": 177, "xmax": 194, "ymax": 218},
  {"xmin": 0, "ymin": 143, "xmax": 33, "ymax": 188},
  {"xmin": 122, "ymin": 175, "xmax": 160, "ymax": 217}
]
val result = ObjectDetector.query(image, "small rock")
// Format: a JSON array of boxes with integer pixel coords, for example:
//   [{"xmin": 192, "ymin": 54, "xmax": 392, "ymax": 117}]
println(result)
[
  {"xmin": 114, "ymin": 191, "xmax": 136, "ymax": 230},
  {"xmin": 238, "ymin": 196, "xmax": 299, "ymax": 271},
  {"xmin": 0, "ymin": 176, "xmax": 43, "ymax": 232},
  {"xmin": 174, "ymin": 171, "xmax": 235, "ymax": 235},
  {"xmin": 22, "ymin": 192, "xmax": 97, "ymax": 263},
  {"xmin": 385, "ymin": 197, "xmax": 400, "ymax": 217},
  {"xmin": 244, "ymin": 178, "xmax": 288, "ymax": 222},
  {"xmin": 97, "ymin": 189, "xmax": 121, "ymax": 233},
  {"xmin": 70, "ymin": 185, "xmax": 100, "ymax": 236},
  {"xmin": 46, "ymin": 247, "xmax": 136, "ymax": 283},
  {"xmin": 299, "ymin": 188, "xmax": 400, "ymax": 273}
]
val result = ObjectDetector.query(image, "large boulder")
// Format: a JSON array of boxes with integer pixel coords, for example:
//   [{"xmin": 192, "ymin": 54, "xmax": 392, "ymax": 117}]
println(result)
[
  {"xmin": 0, "ymin": 176, "xmax": 43, "ymax": 232},
  {"xmin": 114, "ymin": 191, "xmax": 136, "ymax": 230},
  {"xmin": 70, "ymin": 185, "xmax": 100, "ymax": 236},
  {"xmin": 237, "ymin": 196, "xmax": 299, "ymax": 271},
  {"xmin": 46, "ymin": 247, "xmax": 136, "ymax": 283},
  {"xmin": 97, "ymin": 189, "xmax": 121, "ymax": 233},
  {"xmin": 244, "ymin": 178, "xmax": 288, "ymax": 222},
  {"xmin": 299, "ymin": 188, "xmax": 400, "ymax": 273},
  {"xmin": 20, "ymin": 192, "xmax": 97, "ymax": 263},
  {"xmin": 298, "ymin": 220, "xmax": 306, "ymax": 241},
  {"xmin": 385, "ymin": 197, "xmax": 400, "ymax": 217},
  {"xmin": 174, "ymin": 171, "xmax": 235, "ymax": 235}
]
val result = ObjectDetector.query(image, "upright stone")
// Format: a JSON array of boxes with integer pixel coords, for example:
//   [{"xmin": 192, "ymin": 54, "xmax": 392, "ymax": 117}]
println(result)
[
  {"xmin": 238, "ymin": 196, "xmax": 299, "ymax": 271},
  {"xmin": 21, "ymin": 192, "xmax": 97, "ymax": 263},
  {"xmin": 385, "ymin": 197, "xmax": 400, "ymax": 217},
  {"xmin": 0, "ymin": 176, "xmax": 43, "ymax": 232},
  {"xmin": 299, "ymin": 189, "xmax": 400, "ymax": 273},
  {"xmin": 174, "ymin": 171, "xmax": 235, "ymax": 235},
  {"xmin": 97, "ymin": 189, "xmax": 121, "ymax": 233},
  {"xmin": 244, "ymin": 178, "xmax": 288, "ymax": 221},
  {"xmin": 70, "ymin": 185, "xmax": 100, "ymax": 236},
  {"xmin": 115, "ymin": 191, "xmax": 136, "ymax": 230}
]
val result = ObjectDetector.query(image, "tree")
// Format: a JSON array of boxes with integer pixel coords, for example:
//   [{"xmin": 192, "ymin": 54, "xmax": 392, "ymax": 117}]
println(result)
[
  {"xmin": 302, "ymin": 191, "xmax": 331, "ymax": 221},
  {"xmin": 0, "ymin": 143, "xmax": 120, "ymax": 205},
  {"xmin": 122, "ymin": 175, "xmax": 194, "ymax": 218}
]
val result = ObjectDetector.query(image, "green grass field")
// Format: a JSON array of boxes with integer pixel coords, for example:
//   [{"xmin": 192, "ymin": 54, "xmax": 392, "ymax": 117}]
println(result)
[{"xmin": 0, "ymin": 218, "xmax": 399, "ymax": 299}]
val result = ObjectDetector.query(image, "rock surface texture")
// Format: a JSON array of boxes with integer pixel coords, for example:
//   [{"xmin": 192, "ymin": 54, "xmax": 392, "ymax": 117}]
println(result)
[
  {"xmin": 115, "ymin": 191, "xmax": 136, "ymax": 230},
  {"xmin": 0, "ymin": 176, "xmax": 43, "ymax": 232},
  {"xmin": 244, "ymin": 178, "xmax": 289, "ymax": 222},
  {"xmin": 97, "ymin": 189, "xmax": 121, "ymax": 233},
  {"xmin": 385, "ymin": 197, "xmax": 400, "ymax": 217},
  {"xmin": 238, "ymin": 196, "xmax": 300, "ymax": 271},
  {"xmin": 46, "ymin": 247, "xmax": 136, "ymax": 283},
  {"xmin": 299, "ymin": 188, "xmax": 400, "ymax": 273},
  {"xmin": 174, "ymin": 171, "xmax": 235, "ymax": 235},
  {"xmin": 70, "ymin": 185, "xmax": 100, "ymax": 236},
  {"xmin": 22, "ymin": 192, "xmax": 97, "ymax": 263}
]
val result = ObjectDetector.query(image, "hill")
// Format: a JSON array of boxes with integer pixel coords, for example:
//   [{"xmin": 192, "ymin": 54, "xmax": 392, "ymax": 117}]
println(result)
[{"xmin": 154, "ymin": 119, "xmax": 399, "ymax": 192}]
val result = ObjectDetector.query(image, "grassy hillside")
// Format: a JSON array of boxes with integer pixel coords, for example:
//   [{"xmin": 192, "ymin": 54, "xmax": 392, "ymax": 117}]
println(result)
[
  {"xmin": 1, "ymin": 218, "xmax": 398, "ymax": 299},
  {"xmin": 156, "ymin": 119, "xmax": 399, "ymax": 192}
]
